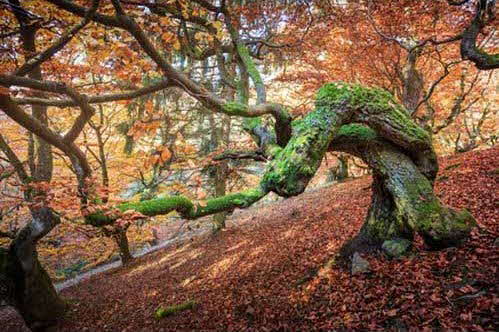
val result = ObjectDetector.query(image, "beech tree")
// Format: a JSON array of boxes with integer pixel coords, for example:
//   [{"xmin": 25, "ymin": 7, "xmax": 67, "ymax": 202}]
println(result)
[{"xmin": 0, "ymin": 0, "xmax": 495, "ymax": 327}]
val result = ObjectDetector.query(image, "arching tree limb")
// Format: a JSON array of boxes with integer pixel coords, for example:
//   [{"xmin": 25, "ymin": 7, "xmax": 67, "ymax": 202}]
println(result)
[{"xmin": 85, "ymin": 188, "xmax": 268, "ymax": 226}]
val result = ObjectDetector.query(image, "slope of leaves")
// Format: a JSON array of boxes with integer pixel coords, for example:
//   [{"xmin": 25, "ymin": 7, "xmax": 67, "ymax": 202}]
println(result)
[{"xmin": 56, "ymin": 147, "xmax": 498, "ymax": 331}]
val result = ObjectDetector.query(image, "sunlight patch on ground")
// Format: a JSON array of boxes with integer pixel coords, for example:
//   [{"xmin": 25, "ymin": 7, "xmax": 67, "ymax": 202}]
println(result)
[
  {"xmin": 181, "ymin": 275, "xmax": 197, "ymax": 288},
  {"xmin": 281, "ymin": 228, "xmax": 299, "ymax": 239},
  {"xmin": 225, "ymin": 240, "xmax": 249, "ymax": 253},
  {"xmin": 125, "ymin": 243, "xmax": 193, "ymax": 277},
  {"xmin": 169, "ymin": 248, "xmax": 204, "ymax": 271},
  {"xmin": 170, "ymin": 258, "xmax": 188, "ymax": 271},
  {"xmin": 248, "ymin": 244, "xmax": 266, "ymax": 258},
  {"xmin": 227, "ymin": 244, "xmax": 267, "ymax": 273},
  {"xmin": 204, "ymin": 253, "xmax": 241, "ymax": 278},
  {"xmin": 186, "ymin": 248, "xmax": 204, "ymax": 260}
]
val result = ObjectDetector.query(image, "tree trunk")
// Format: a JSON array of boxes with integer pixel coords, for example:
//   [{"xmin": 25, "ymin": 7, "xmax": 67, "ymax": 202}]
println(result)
[
  {"xmin": 401, "ymin": 49, "xmax": 424, "ymax": 115},
  {"xmin": 332, "ymin": 125, "xmax": 476, "ymax": 256},
  {"xmin": 113, "ymin": 228, "xmax": 133, "ymax": 265},
  {"xmin": 6, "ymin": 4, "xmax": 62, "ymax": 327},
  {"xmin": 1, "ymin": 208, "xmax": 66, "ymax": 328},
  {"xmin": 261, "ymin": 83, "xmax": 474, "ymax": 254},
  {"xmin": 7, "ymin": 207, "xmax": 65, "ymax": 325},
  {"xmin": 212, "ymin": 161, "xmax": 229, "ymax": 232},
  {"xmin": 327, "ymin": 154, "xmax": 349, "ymax": 183}
]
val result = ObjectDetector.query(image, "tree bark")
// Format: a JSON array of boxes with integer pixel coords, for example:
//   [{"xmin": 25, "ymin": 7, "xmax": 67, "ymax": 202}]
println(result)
[
  {"xmin": 212, "ymin": 162, "xmax": 229, "ymax": 232},
  {"xmin": 401, "ymin": 48, "xmax": 424, "ymax": 115},
  {"xmin": 113, "ymin": 228, "xmax": 133, "ymax": 265},
  {"xmin": 1, "ymin": 208, "xmax": 66, "ymax": 327},
  {"xmin": 332, "ymin": 127, "xmax": 475, "ymax": 256}
]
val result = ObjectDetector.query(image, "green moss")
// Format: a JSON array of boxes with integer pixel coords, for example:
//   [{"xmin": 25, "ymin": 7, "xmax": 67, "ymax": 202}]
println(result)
[
  {"xmin": 335, "ymin": 124, "xmax": 378, "ymax": 142},
  {"xmin": 316, "ymin": 82, "xmax": 432, "ymax": 151},
  {"xmin": 85, "ymin": 195, "xmax": 196, "ymax": 226},
  {"xmin": 155, "ymin": 300, "xmax": 196, "ymax": 319},
  {"xmin": 117, "ymin": 196, "xmax": 194, "ymax": 216},
  {"xmin": 316, "ymin": 82, "xmax": 398, "ymax": 113},
  {"xmin": 382, "ymin": 238, "xmax": 412, "ymax": 258},
  {"xmin": 262, "ymin": 105, "xmax": 346, "ymax": 196},
  {"xmin": 222, "ymin": 102, "xmax": 249, "ymax": 117},
  {"xmin": 476, "ymin": 48, "xmax": 499, "ymax": 65},
  {"xmin": 236, "ymin": 43, "xmax": 263, "ymax": 86},
  {"xmin": 235, "ymin": 77, "xmax": 249, "ymax": 104},
  {"xmin": 84, "ymin": 211, "xmax": 112, "ymax": 226},
  {"xmin": 265, "ymin": 143, "xmax": 283, "ymax": 158},
  {"xmin": 242, "ymin": 117, "xmax": 262, "ymax": 132},
  {"xmin": 193, "ymin": 188, "xmax": 267, "ymax": 218},
  {"xmin": 86, "ymin": 189, "xmax": 267, "ymax": 226}
]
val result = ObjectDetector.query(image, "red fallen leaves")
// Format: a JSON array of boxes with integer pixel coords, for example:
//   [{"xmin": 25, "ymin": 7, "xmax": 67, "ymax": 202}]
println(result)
[
  {"xmin": 56, "ymin": 147, "xmax": 498, "ymax": 331},
  {"xmin": 386, "ymin": 309, "xmax": 398, "ymax": 317}
]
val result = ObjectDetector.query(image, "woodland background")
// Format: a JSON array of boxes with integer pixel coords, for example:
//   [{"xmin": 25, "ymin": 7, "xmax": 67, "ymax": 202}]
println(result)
[{"xmin": 0, "ymin": 0, "xmax": 497, "ymax": 330}]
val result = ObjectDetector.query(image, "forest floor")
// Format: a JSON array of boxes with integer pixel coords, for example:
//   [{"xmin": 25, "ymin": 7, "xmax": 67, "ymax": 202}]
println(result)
[{"xmin": 55, "ymin": 147, "xmax": 498, "ymax": 331}]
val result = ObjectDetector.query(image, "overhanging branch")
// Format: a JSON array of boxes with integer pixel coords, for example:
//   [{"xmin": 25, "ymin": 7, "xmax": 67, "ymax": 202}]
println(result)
[{"xmin": 14, "ymin": 0, "xmax": 100, "ymax": 77}]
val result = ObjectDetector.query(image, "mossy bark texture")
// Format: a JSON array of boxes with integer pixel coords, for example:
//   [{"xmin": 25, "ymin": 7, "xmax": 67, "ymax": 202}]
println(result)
[
  {"xmin": 86, "ymin": 82, "xmax": 475, "ymax": 254},
  {"xmin": 85, "ymin": 188, "xmax": 268, "ymax": 226},
  {"xmin": 333, "ymin": 132, "xmax": 475, "ymax": 256}
]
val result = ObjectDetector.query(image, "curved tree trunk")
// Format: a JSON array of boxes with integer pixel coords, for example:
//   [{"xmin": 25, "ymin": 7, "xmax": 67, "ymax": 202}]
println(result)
[
  {"xmin": 260, "ymin": 83, "xmax": 475, "ymax": 255},
  {"xmin": 1, "ymin": 208, "xmax": 65, "ymax": 328},
  {"xmin": 333, "ymin": 129, "xmax": 476, "ymax": 256}
]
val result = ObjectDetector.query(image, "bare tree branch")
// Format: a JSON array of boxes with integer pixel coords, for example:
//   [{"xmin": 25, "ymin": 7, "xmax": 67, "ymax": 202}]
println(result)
[
  {"xmin": 459, "ymin": 0, "xmax": 499, "ymax": 70},
  {"xmin": 13, "ymin": 79, "xmax": 174, "ymax": 107},
  {"xmin": 14, "ymin": 0, "xmax": 100, "ymax": 77}
]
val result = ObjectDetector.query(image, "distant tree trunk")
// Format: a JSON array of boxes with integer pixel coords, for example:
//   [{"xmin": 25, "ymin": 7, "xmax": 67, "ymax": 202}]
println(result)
[
  {"xmin": 112, "ymin": 227, "xmax": 133, "ymax": 265},
  {"xmin": 401, "ymin": 48, "xmax": 424, "ymax": 115},
  {"xmin": 208, "ymin": 109, "xmax": 232, "ymax": 232},
  {"xmin": 95, "ymin": 126, "xmax": 109, "ymax": 190},
  {"xmin": 212, "ymin": 161, "xmax": 229, "ymax": 231},
  {"xmin": 327, "ymin": 154, "xmax": 349, "ymax": 182}
]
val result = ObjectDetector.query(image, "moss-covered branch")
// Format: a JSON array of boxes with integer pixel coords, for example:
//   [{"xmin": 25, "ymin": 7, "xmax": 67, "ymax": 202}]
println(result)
[
  {"xmin": 261, "ymin": 103, "xmax": 350, "ymax": 197},
  {"xmin": 316, "ymin": 82, "xmax": 438, "ymax": 181},
  {"xmin": 155, "ymin": 300, "xmax": 196, "ymax": 319},
  {"xmin": 85, "ymin": 188, "xmax": 267, "ymax": 226}
]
